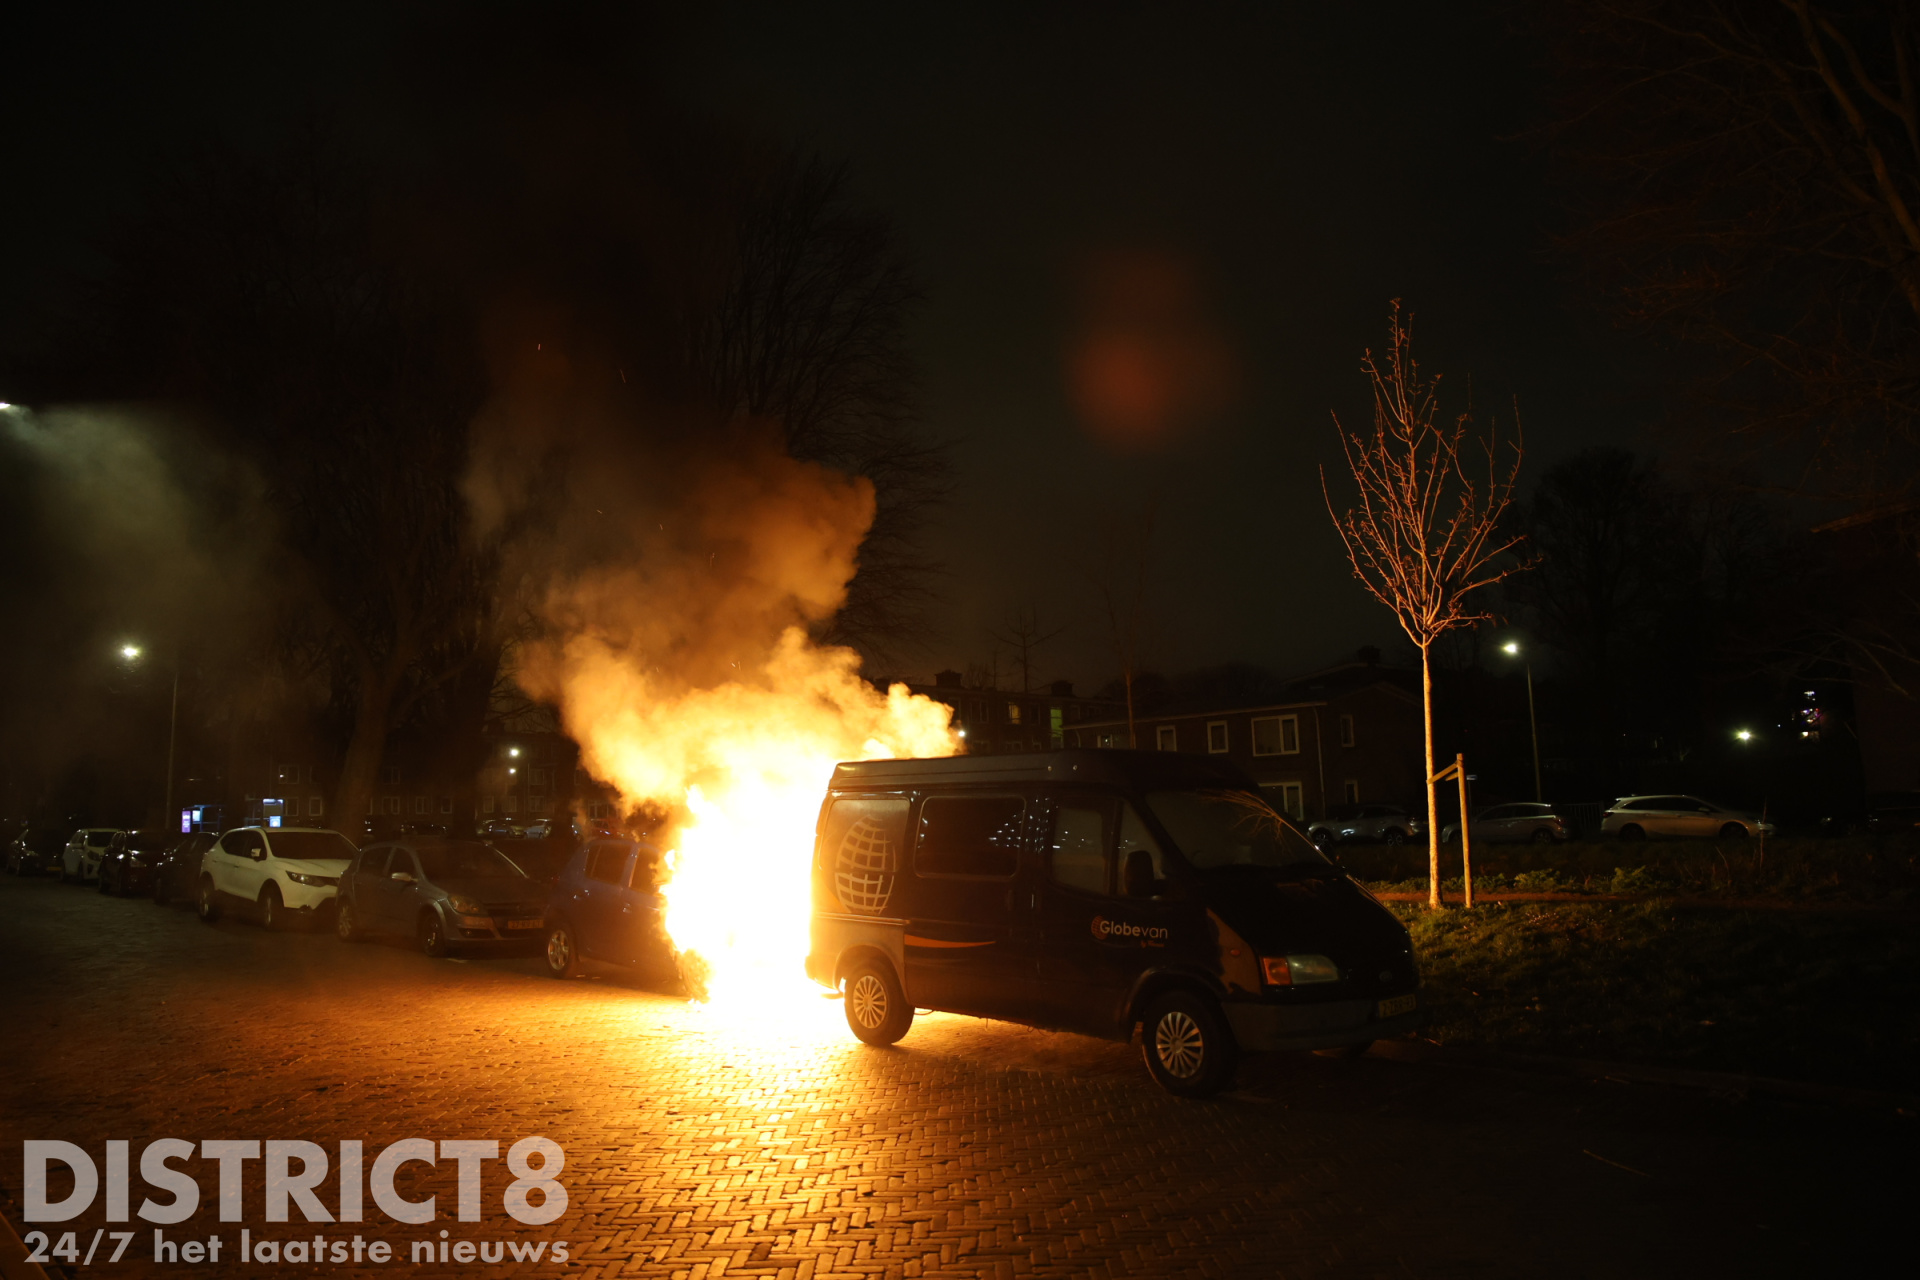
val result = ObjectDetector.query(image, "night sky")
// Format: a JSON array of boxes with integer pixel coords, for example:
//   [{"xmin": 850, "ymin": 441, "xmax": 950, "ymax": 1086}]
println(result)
[{"xmin": 3, "ymin": 2, "xmax": 1656, "ymax": 688}]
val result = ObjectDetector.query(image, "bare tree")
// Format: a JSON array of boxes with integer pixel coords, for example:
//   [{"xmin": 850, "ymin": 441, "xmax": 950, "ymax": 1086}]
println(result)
[
  {"xmin": 991, "ymin": 603, "xmax": 1067, "ymax": 694},
  {"xmin": 1323, "ymin": 304, "xmax": 1528, "ymax": 909}
]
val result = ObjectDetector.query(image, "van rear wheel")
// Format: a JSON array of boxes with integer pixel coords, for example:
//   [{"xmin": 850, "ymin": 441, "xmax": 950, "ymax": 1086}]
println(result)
[
  {"xmin": 1141, "ymin": 990, "xmax": 1238, "ymax": 1097},
  {"xmin": 843, "ymin": 961, "xmax": 913, "ymax": 1046}
]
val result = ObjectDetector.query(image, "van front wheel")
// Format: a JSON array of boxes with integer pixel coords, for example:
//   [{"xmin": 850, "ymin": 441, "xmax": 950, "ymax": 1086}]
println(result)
[
  {"xmin": 844, "ymin": 962, "xmax": 913, "ymax": 1046},
  {"xmin": 1141, "ymin": 990, "xmax": 1238, "ymax": 1097}
]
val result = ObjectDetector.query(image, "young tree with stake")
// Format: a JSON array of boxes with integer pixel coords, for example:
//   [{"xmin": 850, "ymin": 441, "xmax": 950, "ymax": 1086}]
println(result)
[{"xmin": 1323, "ymin": 303, "xmax": 1528, "ymax": 909}]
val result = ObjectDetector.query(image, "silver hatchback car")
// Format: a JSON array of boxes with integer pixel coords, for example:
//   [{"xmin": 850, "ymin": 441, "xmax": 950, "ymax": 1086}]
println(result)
[
  {"xmin": 1601, "ymin": 795, "xmax": 1773, "ymax": 841},
  {"xmin": 1308, "ymin": 803, "xmax": 1423, "ymax": 849}
]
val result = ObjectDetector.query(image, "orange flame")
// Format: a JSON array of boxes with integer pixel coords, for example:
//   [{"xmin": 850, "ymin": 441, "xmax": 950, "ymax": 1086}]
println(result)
[{"xmin": 511, "ymin": 444, "xmax": 956, "ymax": 1011}]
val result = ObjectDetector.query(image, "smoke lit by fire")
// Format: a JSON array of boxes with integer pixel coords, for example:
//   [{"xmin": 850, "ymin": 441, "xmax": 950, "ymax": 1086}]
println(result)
[{"xmin": 502, "ymin": 429, "xmax": 955, "ymax": 1009}]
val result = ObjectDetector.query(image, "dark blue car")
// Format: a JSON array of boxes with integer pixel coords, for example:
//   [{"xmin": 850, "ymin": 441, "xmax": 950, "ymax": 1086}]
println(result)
[{"xmin": 542, "ymin": 837, "xmax": 676, "ymax": 983}]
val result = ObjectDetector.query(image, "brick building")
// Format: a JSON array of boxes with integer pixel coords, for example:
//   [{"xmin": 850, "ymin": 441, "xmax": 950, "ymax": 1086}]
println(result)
[{"xmin": 1067, "ymin": 657, "xmax": 1423, "ymax": 821}]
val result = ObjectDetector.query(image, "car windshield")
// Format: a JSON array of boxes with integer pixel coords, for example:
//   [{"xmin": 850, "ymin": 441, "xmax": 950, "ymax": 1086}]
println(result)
[
  {"xmin": 125, "ymin": 832, "xmax": 170, "ymax": 851},
  {"xmin": 267, "ymin": 831, "xmax": 356, "ymax": 862},
  {"xmin": 26, "ymin": 830, "xmax": 65, "ymax": 853},
  {"xmin": 1144, "ymin": 790, "xmax": 1331, "ymax": 872},
  {"xmin": 416, "ymin": 843, "xmax": 528, "ymax": 881}
]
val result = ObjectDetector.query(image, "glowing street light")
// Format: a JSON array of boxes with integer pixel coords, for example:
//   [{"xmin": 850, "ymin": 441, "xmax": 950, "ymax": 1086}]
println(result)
[
  {"xmin": 1501, "ymin": 640, "xmax": 1542, "ymax": 802},
  {"xmin": 119, "ymin": 642, "xmax": 181, "ymax": 827},
  {"xmin": 1735, "ymin": 728, "xmax": 1754, "ymax": 742},
  {"xmin": 508, "ymin": 747, "xmax": 521, "ymax": 758}
]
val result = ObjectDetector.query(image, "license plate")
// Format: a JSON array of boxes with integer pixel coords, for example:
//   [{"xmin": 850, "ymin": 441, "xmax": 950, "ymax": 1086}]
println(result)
[
  {"xmin": 1377, "ymin": 993, "xmax": 1416, "ymax": 1019},
  {"xmin": 507, "ymin": 919, "xmax": 544, "ymax": 930}
]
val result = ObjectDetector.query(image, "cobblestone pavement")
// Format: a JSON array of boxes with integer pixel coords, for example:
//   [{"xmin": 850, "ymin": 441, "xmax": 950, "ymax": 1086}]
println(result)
[{"xmin": 0, "ymin": 873, "xmax": 1909, "ymax": 1279}]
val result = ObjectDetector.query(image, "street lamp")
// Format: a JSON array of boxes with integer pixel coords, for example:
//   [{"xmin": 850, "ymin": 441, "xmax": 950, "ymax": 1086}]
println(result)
[
  {"xmin": 1735, "ymin": 728, "xmax": 1753, "ymax": 743},
  {"xmin": 122, "ymin": 643, "xmax": 180, "ymax": 830},
  {"xmin": 1501, "ymin": 641, "xmax": 1543, "ymax": 803}
]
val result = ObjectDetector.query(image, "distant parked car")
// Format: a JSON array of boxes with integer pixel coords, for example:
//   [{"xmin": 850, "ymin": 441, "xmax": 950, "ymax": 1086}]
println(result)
[
  {"xmin": 5, "ymin": 827, "xmax": 67, "ymax": 876},
  {"xmin": 1601, "ymin": 795, "xmax": 1774, "ymax": 841},
  {"xmin": 478, "ymin": 818, "xmax": 525, "ymax": 840},
  {"xmin": 335, "ymin": 837, "xmax": 548, "ymax": 956},
  {"xmin": 97, "ymin": 829, "xmax": 174, "ymax": 896},
  {"xmin": 61, "ymin": 828, "xmax": 123, "ymax": 883},
  {"xmin": 542, "ymin": 837, "xmax": 674, "ymax": 983},
  {"xmin": 196, "ymin": 826, "xmax": 358, "ymax": 929},
  {"xmin": 1307, "ymin": 804, "xmax": 1422, "ymax": 849},
  {"xmin": 150, "ymin": 831, "xmax": 219, "ymax": 905},
  {"xmin": 1820, "ymin": 791, "xmax": 1920, "ymax": 837},
  {"xmin": 1441, "ymin": 803, "xmax": 1570, "ymax": 846}
]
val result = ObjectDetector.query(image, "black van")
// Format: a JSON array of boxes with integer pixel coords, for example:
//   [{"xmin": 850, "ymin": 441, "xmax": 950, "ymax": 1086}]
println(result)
[{"xmin": 806, "ymin": 750, "xmax": 1422, "ymax": 1096}]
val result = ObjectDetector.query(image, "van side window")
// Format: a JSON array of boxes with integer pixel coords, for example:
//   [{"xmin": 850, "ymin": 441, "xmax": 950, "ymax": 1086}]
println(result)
[
  {"xmin": 1049, "ymin": 805, "xmax": 1109, "ymax": 895},
  {"xmin": 1117, "ymin": 804, "xmax": 1166, "ymax": 878},
  {"xmin": 585, "ymin": 842, "xmax": 629, "ymax": 884},
  {"xmin": 915, "ymin": 796, "xmax": 1024, "ymax": 878}
]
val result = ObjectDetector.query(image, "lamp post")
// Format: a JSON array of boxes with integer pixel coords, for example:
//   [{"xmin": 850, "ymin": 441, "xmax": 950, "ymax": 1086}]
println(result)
[
  {"xmin": 1502, "ymin": 641, "xmax": 1542, "ymax": 803},
  {"xmin": 122, "ymin": 644, "xmax": 180, "ymax": 830}
]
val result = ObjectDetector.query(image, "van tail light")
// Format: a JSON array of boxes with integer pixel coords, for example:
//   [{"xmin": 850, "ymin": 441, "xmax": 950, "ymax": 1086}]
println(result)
[{"xmin": 1262, "ymin": 954, "xmax": 1340, "ymax": 985}]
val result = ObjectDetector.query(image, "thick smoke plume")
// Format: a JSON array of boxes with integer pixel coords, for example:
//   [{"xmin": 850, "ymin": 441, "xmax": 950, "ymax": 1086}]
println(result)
[{"xmin": 470, "ymin": 349, "xmax": 954, "ymax": 997}]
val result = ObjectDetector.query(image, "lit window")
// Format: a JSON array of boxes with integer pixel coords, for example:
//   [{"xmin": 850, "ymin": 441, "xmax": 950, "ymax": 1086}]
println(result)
[
  {"xmin": 1339, "ymin": 714, "xmax": 1355, "ymax": 748},
  {"xmin": 1007, "ymin": 702, "xmax": 1022, "ymax": 725},
  {"xmin": 1206, "ymin": 722, "xmax": 1228, "ymax": 754}
]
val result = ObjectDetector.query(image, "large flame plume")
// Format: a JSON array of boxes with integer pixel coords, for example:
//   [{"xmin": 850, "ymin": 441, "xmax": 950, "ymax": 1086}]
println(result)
[{"xmin": 505, "ymin": 428, "xmax": 956, "ymax": 1008}]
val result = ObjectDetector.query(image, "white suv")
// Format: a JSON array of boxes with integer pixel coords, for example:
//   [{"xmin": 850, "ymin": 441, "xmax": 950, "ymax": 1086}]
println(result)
[
  {"xmin": 197, "ymin": 826, "xmax": 358, "ymax": 930},
  {"xmin": 62, "ymin": 828, "xmax": 123, "ymax": 883}
]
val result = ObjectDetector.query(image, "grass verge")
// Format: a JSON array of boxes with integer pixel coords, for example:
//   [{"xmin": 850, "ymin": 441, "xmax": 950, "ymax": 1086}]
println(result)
[{"xmin": 1394, "ymin": 899, "xmax": 1920, "ymax": 1093}]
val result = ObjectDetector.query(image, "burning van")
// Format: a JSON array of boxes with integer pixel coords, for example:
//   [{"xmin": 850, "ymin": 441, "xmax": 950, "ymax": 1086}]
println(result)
[{"xmin": 806, "ymin": 750, "xmax": 1423, "ymax": 1096}]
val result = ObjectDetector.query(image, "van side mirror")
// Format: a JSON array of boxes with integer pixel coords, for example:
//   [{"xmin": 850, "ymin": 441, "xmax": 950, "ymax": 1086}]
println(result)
[
  {"xmin": 391, "ymin": 871, "xmax": 415, "ymax": 884},
  {"xmin": 1122, "ymin": 849, "xmax": 1157, "ymax": 899}
]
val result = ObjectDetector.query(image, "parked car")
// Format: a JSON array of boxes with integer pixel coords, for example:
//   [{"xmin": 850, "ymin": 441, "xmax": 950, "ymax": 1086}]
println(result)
[
  {"xmin": 96, "ymin": 829, "xmax": 175, "ymax": 896},
  {"xmin": 150, "ymin": 831, "xmax": 219, "ymax": 905},
  {"xmin": 1440, "ymin": 803, "xmax": 1569, "ymax": 846},
  {"xmin": 478, "ymin": 818, "xmax": 525, "ymax": 840},
  {"xmin": 1307, "ymin": 804, "xmax": 1422, "ymax": 849},
  {"xmin": 61, "ymin": 828, "xmax": 123, "ymax": 882},
  {"xmin": 5, "ymin": 826, "xmax": 67, "ymax": 875},
  {"xmin": 1601, "ymin": 795, "xmax": 1774, "ymax": 841},
  {"xmin": 542, "ymin": 837, "xmax": 675, "ymax": 984},
  {"xmin": 196, "ymin": 826, "xmax": 358, "ymax": 928},
  {"xmin": 1820, "ymin": 791, "xmax": 1920, "ymax": 837},
  {"xmin": 335, "ymin": 837, "xmax": 549, "ymax": 956},
  {"xmin": 807, "ymin": 750, "xmax": 1422, "ymax": 1098}
]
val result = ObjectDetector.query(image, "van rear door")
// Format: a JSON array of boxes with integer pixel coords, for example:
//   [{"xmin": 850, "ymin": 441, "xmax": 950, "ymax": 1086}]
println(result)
[{"xmin": 904, "ymin": 793, "xmax": 1037, "ymax": 1018}]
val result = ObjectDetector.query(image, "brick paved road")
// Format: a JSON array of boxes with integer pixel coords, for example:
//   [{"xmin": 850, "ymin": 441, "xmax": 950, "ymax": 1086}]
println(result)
[{"xmin": 0, "ymin": 874, "xmax": 1909, "ymax": 1278}]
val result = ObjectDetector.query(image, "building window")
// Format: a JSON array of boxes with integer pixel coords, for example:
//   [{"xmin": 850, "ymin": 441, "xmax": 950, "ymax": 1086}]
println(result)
[
  {"xmin": 380, "ymin": 764, "xmax": 400, "ymax": 785},
  {"xmin": 439, "ymin": 797, "xmax": 453, "ymax": 815},
  {"xmin": 1050, "ymin": 706, "xmax": 1065, "ymax": 747},
  {"xmin": 1343, "ymin": 779, "xmax": 1360, "ymax": 804},
  {"xmin": 533, "ymin": 797, "xmax": 552, "ymax": 815},
  {"xmin": 1006, "ymin": 702, "xmax": 1022, "ymax": 725},
  {"xmin": 413, "ymin": 796, "xmax": 428, "ymax": 815},
  {"xmin": 483, "ymin": 796, "xmax": 496, "ymax": 814},
  {"xmin": 588, "ymin": 801, "xmax": 610, "ymax": 819},
  {"xmin": 1277, "ymin": 782, "xmax": 1305, "ymax": 821},
  {"xmin": 1206, "ymin": 721, "xmax": 1229, "ymax": 753},
  {"xmin": 503, "ymin": 795, "xmax": 519, "ymax": 814},
  {"xmin": 1251, "ymin": 715, "xmax": 1300, "ymax": 756},
  {"xmin": 1155, "ymin": 725, "xmax": 1177, "ymax": 752},
  {"xmin": 384, "ymin": 796, "xmax": 401, "ymax": 815},
  {"xmin": 1339, "ymin": 714, "xmax": 1355, "ymax": 748},
  {"xmin": 307, "ymin": 796, "xmax": 324, "ymax": 817}
]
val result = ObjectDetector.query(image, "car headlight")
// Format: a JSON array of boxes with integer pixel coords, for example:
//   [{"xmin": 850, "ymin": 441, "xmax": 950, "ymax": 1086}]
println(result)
[
  {"xmin": 284, "ymin": 872, "xmax": 338, "ymax": 887},
  {"xmin": 1261, "ymin": 954, "xmax": 1341, "ymax": 986},
  {"xmin": 446, "ymin": 893, "xmax": 486, "ymax": 916}
]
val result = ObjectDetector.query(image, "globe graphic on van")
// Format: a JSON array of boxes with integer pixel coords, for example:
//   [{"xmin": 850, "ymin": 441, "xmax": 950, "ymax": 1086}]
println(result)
[{"xmin": 834, "ymin": 815, "xmax": 896, "ymax": 913}]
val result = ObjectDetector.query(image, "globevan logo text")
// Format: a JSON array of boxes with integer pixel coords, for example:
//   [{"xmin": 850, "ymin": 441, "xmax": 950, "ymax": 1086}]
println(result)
[{"xmin": 1089, "ymin": 916, "xmax": 1169, "ymax": 945}]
